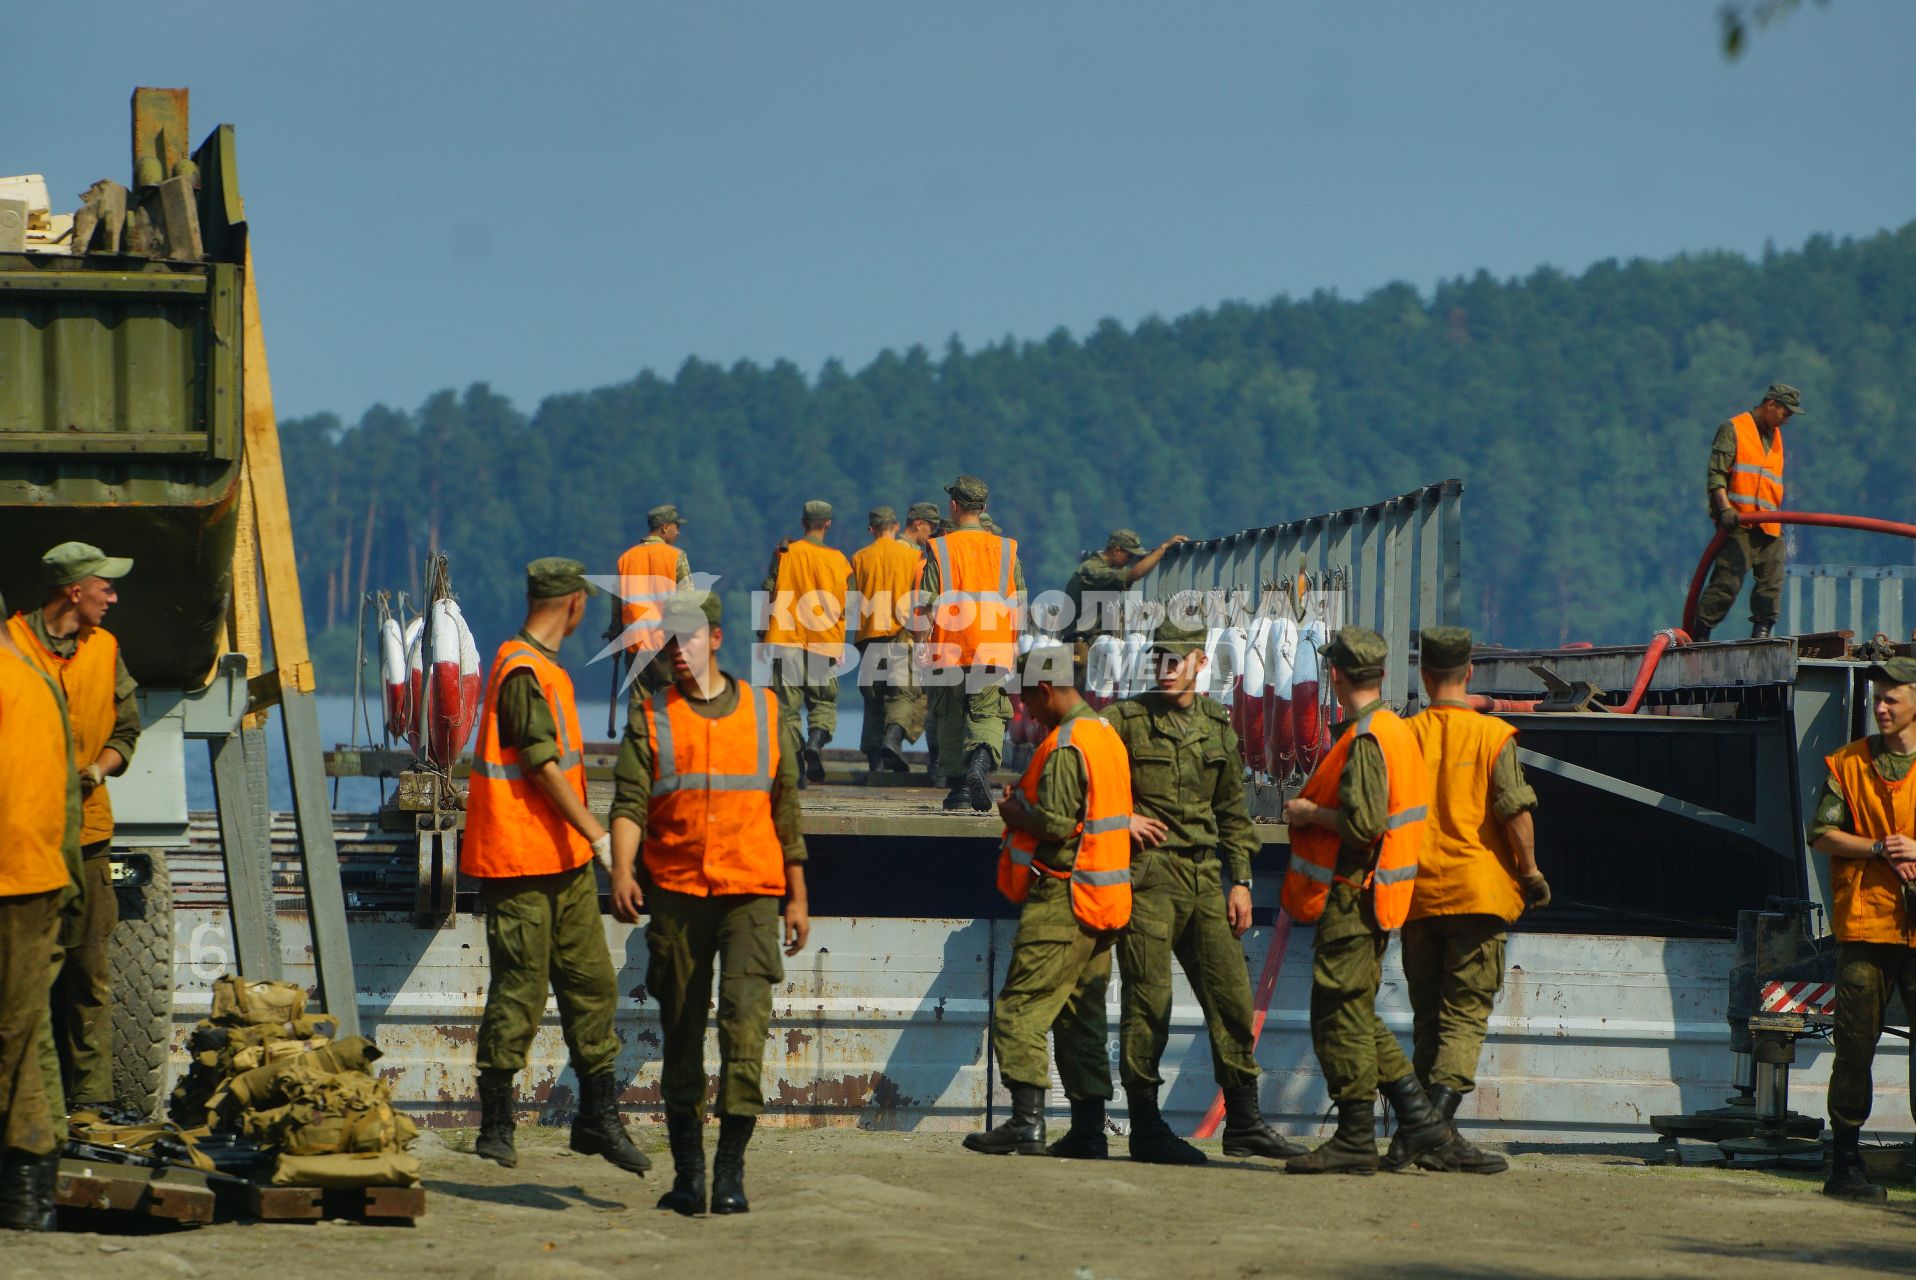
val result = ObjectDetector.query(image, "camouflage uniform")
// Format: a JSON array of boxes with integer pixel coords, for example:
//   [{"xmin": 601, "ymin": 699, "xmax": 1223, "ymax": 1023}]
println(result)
[
  {"xmin": 919, "ymin": 517, "xmax": 1025, "ymax": 781},
  {"xmin": 1696, "ymin": 388, "xmax": 1802, "ymax": 634}
]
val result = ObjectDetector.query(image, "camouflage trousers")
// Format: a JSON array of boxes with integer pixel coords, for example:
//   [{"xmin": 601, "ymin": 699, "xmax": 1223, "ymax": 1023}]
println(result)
[
  {"xmin": 1401, "ymin": 913, "xmax": 1507, "ymax": 1095},
  {"xmin": 476, "ymin": 864, "xmax": 620, "ymax": 1078},
  {"xmin": 1827, "ymin": 941, "xmax": 1916, "ymax": 1134},
  {"xmin": 1311, "ymin": 884, "xmax": 1413, "ymax": 1103},
  {"xmin": 1117, "ymin": 849, "xmax": 1259, "ymax": 1092},
  {"xmin": 766, "ymin": 645, "xmax": 840, "ymax": 739},
  {"xmin": 855, "ymin": 637, "xmax": 925, "ymax": 754},
  {"xmin": 0, "ymin": 890, "xmax": 60, "ymax": 1156},
  {"xmin": 645, "ymin": 888, "xmax": 783, "ymax": 1119},
  {"xmin": 51, "ymin": 847, "xmax": 116, "ymax": 1105},
  {"xmin": 1695, "ymin": 528, "xmax": 1784, "ymax": 632},
  {"xmin": 993, "ymin": 874, "xmax": 1115, "ymax": 1101},
  {"xmin": 932, "ymin": 680, "xmax": 1011, "ymax": 785}
]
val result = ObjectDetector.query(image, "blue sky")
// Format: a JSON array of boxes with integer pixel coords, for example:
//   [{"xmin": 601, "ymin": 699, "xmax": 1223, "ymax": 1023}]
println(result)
[{"xmin": 9, "ymin": 1, "xmax": 1914, "ymax": 421}]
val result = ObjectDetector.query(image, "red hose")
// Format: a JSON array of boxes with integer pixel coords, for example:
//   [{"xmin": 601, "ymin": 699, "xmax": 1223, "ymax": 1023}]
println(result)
[
  {"xmin": 1192, "ymin": 909, "xmax": 1293, "ymax": 1139},
  {"xmin": 1682, "ymin": 510, "xmax": 1916, "ymax": 635}
]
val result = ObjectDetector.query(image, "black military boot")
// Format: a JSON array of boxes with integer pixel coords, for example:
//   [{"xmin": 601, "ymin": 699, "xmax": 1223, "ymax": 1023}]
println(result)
[
  {"xmin": 1126, "ymin": 1087, "xmax": 1207, "ymax": 1165},
  {"xmin": 709, "ymin": 1114, "xmax": 754, "ymax": 1214},
  {"xmin": 1823, "ymin": 1127, "xmax": 1887, "ymax": 1203},
  {"xmin": 0, "ymin": 1150, "xmax": 54, "ymax": 1232},
  {"xmin": 1752, "ymin": 622, "xmax": 1774, "ymax": 639},
  {"xmin": 879, "ymin": 723, "xmax": 911, "ymax": 773},
  {"xmin": 965, "ymin": 746, "xmax": 995, "ymax": 812},
  {"xmin": 1045, "ymin": 1098, "xmax": 1109, "ymax": 1159},
  {"xmin": 964, "ymin": 1083, "xmax": 1047, "ymax": 1155},
  {"xmin": 656, "ymin": 1111, "xmax": 706, "ymax": 1216},
  {"xmin": 866, "ymin": 751, "xmax": 883, "ymax": 772},
  {"xmin": 1416, "ymin": 1084, "xmax": 1507, "ymax": 1174},
  {"xmin": 1688, "ymin": 623, "xmax": 1712, "ymax": 642},
  {"xmin": 1220, "ymin": 1082, "xmax": 1306, "ymax": 1159},
  {"xmin": 473, "ymin": 1068, "xmax": 518, "ymax": 1168},
  {"xmin": 569, "ymin": 1070, "xmax": 652, "ymax": 1175},
  {"xmin": 1285, "ymin": 1099, "xmax": 1379, "ymax": 1175},
  {"xmin": 803, "ymin": 727, "xmax": 829, "ymax": 783},
  {"xmin": 1379, "ymin": 1074, "xmax": 1453, "ymax": 1172}
]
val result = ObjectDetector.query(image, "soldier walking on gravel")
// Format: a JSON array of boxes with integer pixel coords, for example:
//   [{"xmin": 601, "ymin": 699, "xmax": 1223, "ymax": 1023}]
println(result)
[
  {"xmin": 608, "ymin": 592, "xmax": 810, "ymax": 1216},
  {"xmin": 1106, "ymin": 620, "xmax": 1303, "ymax": 1165},
  {"xmin": 1402, "ymin": 627, "xmax": 1548, "ymax": 1175},
  {"xmin": 463, "ymin": 559, "xmax": 651, "ymax": 1178}
]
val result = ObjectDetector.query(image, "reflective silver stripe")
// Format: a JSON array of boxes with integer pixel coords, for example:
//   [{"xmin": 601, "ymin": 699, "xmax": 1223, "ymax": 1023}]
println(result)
[
  {"xmin": 1082, "ymin": 814, "xmax": 1131, "ymax": 835},
  {"xmin": 1725, "ymin": 493, "xmax": 1779, "ymax": 510},
  {"xmin": 647, "ymin": 685, "xmax": 775, "ymax": 796},
  {"xmin": 1289, "ymin": 857, "xmax": 1334, "ymax": 884},
  {"xmin": 1385, "ymin": 804, "xmax": 1428, "ymax": 830},
  {"xmin": 471, "ymin": 750, "xmax": 583, "ymax": 781},
  {"xmin": 931, "ymin": 538, "xmax": 954, "ymax": 600},
  {"xmin": 1072, "ymin": 866, "xmax": 1132, "ymax": 887},
  {"xmin": 1731, "ymin": 464, "xmax": 1784, "ymax": 484},
  {"xmin": 754, "ymin": 685, "xmax": 772, "ymax": 780},
  {"xmin": 1372, "ymin": 863, "xmax": 1419, "ymax": 885},
  {"xmin": 997, "ymin": 537, "xmax": 1015, "ymax": 599},
  {"xmin": 1055, "ymin": 716, "xmax": 1080, "ymax": 748},
  {"xmin": 1008, "ymin": 844, "xmax": 1034, "ymax": 869},
  {"xmin": 652, "ymin": 773, "xmax": 774, "ymax": 796},
  {"xmin": 649, "ymin": 688, "xmax": 677, "ymax": 785}
]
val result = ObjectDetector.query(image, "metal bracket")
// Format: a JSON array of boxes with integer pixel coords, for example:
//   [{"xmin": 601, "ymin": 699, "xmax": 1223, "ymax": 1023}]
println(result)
[
  {"xmin": 178, "ymin": 654, "xmax": 250, "ymax": 738},
  {"xmin": 1516, "ymin": 747, "xmax": 1767, "ymax": 845},
  {"xmin": 1524, "ymin": 663, "xmax": 1605, "ymax": 713}
]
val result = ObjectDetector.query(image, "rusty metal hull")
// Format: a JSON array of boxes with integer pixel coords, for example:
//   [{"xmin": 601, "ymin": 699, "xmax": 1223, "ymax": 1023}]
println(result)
[{"xmin": 164, "ymin": 906, "xmax": 1911, "ymax": 1142}]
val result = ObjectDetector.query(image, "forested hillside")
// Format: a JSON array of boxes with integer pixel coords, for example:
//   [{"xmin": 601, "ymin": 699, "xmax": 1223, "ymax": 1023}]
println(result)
[{"xmin": 284, "ymin": 221, "xmax": 1916, "ymax": 684}]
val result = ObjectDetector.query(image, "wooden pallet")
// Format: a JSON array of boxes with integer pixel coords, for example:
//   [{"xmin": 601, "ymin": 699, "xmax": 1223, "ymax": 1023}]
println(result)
[
  {"xmin": 244, "ymin": 1182, "xmax": 426, "ymax": 1223},
  {"xmin": 55, "ymin": 1158, "xmax": 217, "ymax": 1224}
]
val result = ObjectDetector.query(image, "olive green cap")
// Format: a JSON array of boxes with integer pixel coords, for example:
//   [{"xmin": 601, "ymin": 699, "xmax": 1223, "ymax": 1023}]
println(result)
[
  {"xmin": 647, "ymin": 504, "xmax": 684, "ymax": 530},
  {"xmin": 1419, "ymin": 626, "xmax": 1475, "ymax": 670},
  {"xmin": 1762, "ymin": 383, "xmax": 1806, "ymax": 414},
  {"xmin": 1149, "ymin": 618, "xmax": 1207, "ymax": 657},
  {"xmin": 660, "ymin": 589, "xmax": 721, "ymax": 633},
  {"xmin": 802, "ymin": 499, "xmax": 834, "ymax": 523},
  {"xmin": 1106, "ymin": 529, "xmax": 1146, "ymax": 555},
  {"xmin": 979, "ymin": 513, "xmax": 1002, "ymax": 534},
  {"xmin": 42, "ymin": 541, "xmax": 133, "ymax": 587},
  {"xmin": 1021, "ymin": 642, "xmax": 1082, "ymax": 687},
  {"xmin": 526, "ymin": 557, "xmax": 597, "ymax": 599},
  {"xmin": 945, "ymin": 475, "xmax": 988, "ymax": 508},
  {"xmin": 868, "ymin": 505, "xmax": 898, "ymax": 526},
  {"xmin": 1866, "ymin": 656, "xmax": 1916, "ymax": 687},
  {"xmin": 1323, "ymin": 625, "xmax": 1387, "ymax": 682},
  {"xmin": 905, "ymin": 501, "xmax": 941, "ymax": 524}
]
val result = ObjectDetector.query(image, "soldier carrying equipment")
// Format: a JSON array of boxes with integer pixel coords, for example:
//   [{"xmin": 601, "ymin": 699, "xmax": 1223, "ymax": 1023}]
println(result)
[{"xmin": 1695, "ymin": 383, "xmax": 1802, "ymax": 641}]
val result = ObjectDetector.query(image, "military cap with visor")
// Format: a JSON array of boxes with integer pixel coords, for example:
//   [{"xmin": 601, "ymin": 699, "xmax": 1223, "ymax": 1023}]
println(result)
[
  {"xmin": 647, "ymin": 504, "xmax": 685, "ymax": 530},
  {"xmin": 945, "ymin": 475, "xmax": 989, "ymax": 508},
  {"xmin": 42, "ymin": 541, "xmax": 134, "ymax": 587},
  {"xmin": 868, "ymin": 505, "xmax": 898, "ymax": 526},
  {"xmin": 1106, "ymin": 529, "xmax": 1147, "ymax": 555},
  {"xmin": 526, "ymin": 557, "xmax": 597, "ymax": 599},
  {"xmin": 802, "ymin": 499, "xmax": 834, "ymax": 523},
  {"xmin": 905, "ymin": 501, "xmax": 942, "ymax": 524},
  {"xmin": 1148, "ymin": 618, "xmax": 1208, "ymax": 658},
  {"xmin": 1323, "ymin": 625, "xmax": 1388, "ymax": 682},
  {"xmin": 660, "ymin": 589, "xmax": 722, "ymax": 635},
  {"xmin": 1762, "ymin": 384, "xmax": 1806, "ymax": 414},
  {"xmin": 1021, "ymin": 641, "xmax": 1083, "ymax": 688},
  {"xmin": 1867, "ymin": 656, "xmax": 1916, "ymax": 688},
  {"xmin": 1419, "ymin": 626, "xmax": 1475, "ymax": 671}
]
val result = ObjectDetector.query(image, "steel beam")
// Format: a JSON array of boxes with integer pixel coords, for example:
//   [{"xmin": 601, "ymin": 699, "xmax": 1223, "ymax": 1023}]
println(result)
[
  {"xmin": 1516, "ymin": 748, "xmax": 1766, "ymax": 846},
  {"xmin": 280, "ymin": 688, "xmax": 361, "ymax": 1037}
]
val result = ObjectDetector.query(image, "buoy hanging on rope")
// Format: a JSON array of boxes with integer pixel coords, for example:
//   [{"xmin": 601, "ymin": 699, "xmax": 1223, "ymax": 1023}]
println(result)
[
  {"xmin": 1240, "ymin": 619, "xmax": 1270, "ymax": 776},
  {"xmin": 1263, "ymin": 616, "xmax": 1298, "ymax": 778},
  {"xmin": 1293, "ymin": 620, "xmax": 1328, "ymax": 772},
  {"xmin": 381, "ymin": 615, "xmax": 412, "ymax": 740}
]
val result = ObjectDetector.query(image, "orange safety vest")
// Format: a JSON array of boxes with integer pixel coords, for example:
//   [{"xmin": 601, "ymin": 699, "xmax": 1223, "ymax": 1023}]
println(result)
[
  {"xmin": 1280, "ymin": 705, "xmax": 1429, "ymax": 929},
  {"xmin": 1725, "ymin": 411, "xmax": 1785, "ymax": 538},
  {"xmin": 763, "ymin": 538, "xmax": 852, "ymax": 656},
  {"xmin": 617, "ymin": 539, "xmax": 684, "ymax": 655},
  {"xmin": 996, "ymin": 710, "xmax": 1134, "ymax": 931},
  {"xmin": 850, "ymin": 536, "xmax": 924, "ymax": 643},
  {"xmin": 1406, "ymin": 704, "xmax": 1525, "ymax": 924},
  {"xmin": 463, "ymin": 638, "xmax": 593, "ymax": 878},
  {"xmin": 0, "ymin": 648, "xmax": 76, "ymax": 897},
  {"xmin": 1823, "ymin": 738, "xmax": 1916, "ymax": 946},
  {"xmin": 928, "ymin": 528, "xmax": 1020, "ymax": 669},
  {"xmin": 8, "ymin": 612, "xmax": 119, "ymax": 845},
  {"xmin": 640, "ymin": 680, "xmax": 786, "ymax": 897}
]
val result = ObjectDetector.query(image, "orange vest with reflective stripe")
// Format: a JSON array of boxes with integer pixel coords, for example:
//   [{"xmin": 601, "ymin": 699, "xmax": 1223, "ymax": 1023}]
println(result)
[
  {"xmin": 9, "ymin": 612, "xmax": 119, "ymax": 845},
  {"xmin": 997, "ymin": 709, "xmax": 1134, "ymax": 931},
  {"xmin": 763, "ymin": 538, "xmax": 852, "ymax": 655},
  {"xmin": 1281, "ymin": 705, "xmax": 1428, "ymax": 929},
  {"xmin": 928, "ymin": 529, "xmax": 1020, "ymax": 669},
  {"xmin": 850, "ymin": 536, "xmax": 924, "ymax": 643},
  {"xmin": 640, "ymin": 679, "xmax": 786, "ymax": 897},
  {"xmin": 1406, "ymin": 705, "xmax": 1525, "ymax": 923},
  {"xmin": 463, "ymin": 638, "xmax": 593, "ymax": 878},
  {"xmin": 617, "ymin": 540, "xmax": 684, "ymax": 655},
  {"xmin": 1725, "ymin": 411, "xmax": 1785, "ymax": 537},
  {"xmin": 1823, "ymin": 738, "xmax": 1916, "ymax": 946},
  {"xmin": 0, "ymin": 649, "xmax": 76, "ymax": 897}
]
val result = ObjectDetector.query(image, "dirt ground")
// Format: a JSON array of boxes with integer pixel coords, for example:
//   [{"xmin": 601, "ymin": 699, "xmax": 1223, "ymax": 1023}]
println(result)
[{"xmin": 3, "ymin": 1127, "xmax": 1914, "ymax": 1280}]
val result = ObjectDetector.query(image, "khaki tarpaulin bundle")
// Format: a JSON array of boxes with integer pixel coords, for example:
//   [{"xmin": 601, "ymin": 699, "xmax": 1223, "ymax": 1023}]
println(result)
[
  {"xmin": 239, "ymin": 1069, "xmax": 419, "ymax": 1156},
  {"xmin": 209, "ymin": 974, "xmax": 313, "ymax": 1026},
  {"xmin": 270, "ymin": 1152, "xmax": 422, "ymax": 1189},
  {"xmin": 169, "ymin": 1012, "xmax": 339, "ymax": 1127},
  {"xmin": 68, "ymin": 1111, "xmax": 216, "ymax": 1173}
]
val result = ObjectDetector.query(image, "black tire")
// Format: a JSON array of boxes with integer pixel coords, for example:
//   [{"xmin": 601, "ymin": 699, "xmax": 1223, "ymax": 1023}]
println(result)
[{"xmin": 110, "ymin": 851, "xmax": 174, "ymax": 1120}]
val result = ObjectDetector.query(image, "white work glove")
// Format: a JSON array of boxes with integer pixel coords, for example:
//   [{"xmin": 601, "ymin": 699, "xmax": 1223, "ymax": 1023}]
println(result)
[{"xmin": 591, "ymin": 832, "xmax": 613, "ymax": 874}]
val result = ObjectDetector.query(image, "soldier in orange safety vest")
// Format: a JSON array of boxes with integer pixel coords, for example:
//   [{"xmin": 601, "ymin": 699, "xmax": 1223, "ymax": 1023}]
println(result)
[
  {"xmin": 608, "ymin": 503, "xmax": 692, "ymax": 698},
  {"xmin": 965, "ymin": 642, "xmax": 1134, "ymax": 1159},
  {"xmin": 1695, "ymin": 382, "xmax": 1803, "ymax": 640},
  {"xmin": 1807, "ymin": 655, "xmax": 1916, "ymax": 1203},
  {"xmin": 1279, "ymin": 625, "xmax": 1449, "ymax": 1175},
  {"xmin": 465, "ymin": 558, "xmax": 651, "ymax": 1179},
  {"xmin": 759, "ymin": 500, "xmax": 854, "ymax": 785},
  {"xmin": 8, "ymin": 541, "xmax": 140, "ymax": 1111},
  {"xmin": 608, "ymin": 590, "xmax": 810, "ymax": 1216},
  {"xmin": 1402, "ymin": 627, "xmax": 1548, "ymax": 1176}
]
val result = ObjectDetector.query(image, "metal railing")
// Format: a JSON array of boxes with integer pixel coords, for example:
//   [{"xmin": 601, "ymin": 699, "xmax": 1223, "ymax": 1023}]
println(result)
[
  {"xmin": 1134, "ymin": 479, "xmax": 1463, "ymax": 705},
  {"xmin": 1784, "ymin": 564, "xmax": 1915, "ymax": 642}
]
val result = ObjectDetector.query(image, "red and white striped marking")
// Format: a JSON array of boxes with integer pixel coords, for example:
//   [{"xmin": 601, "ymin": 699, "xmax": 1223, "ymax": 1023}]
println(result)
[{"xmin": 1759, "ymin": 980, "xmax": 1835, "ymax": 1015}]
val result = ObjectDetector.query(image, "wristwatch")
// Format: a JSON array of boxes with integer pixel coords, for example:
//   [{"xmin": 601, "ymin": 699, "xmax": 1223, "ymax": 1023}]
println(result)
[
  {"xmin": 1872, "ymin": 839, "xmax": 1887, "ymax": 859},
  {"xmin": 1232, "ymin": 878, "xmax": 1252, "ymax": 891}
]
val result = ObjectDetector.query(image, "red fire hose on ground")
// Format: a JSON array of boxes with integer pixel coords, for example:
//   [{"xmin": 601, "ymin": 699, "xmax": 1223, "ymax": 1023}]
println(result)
[{"xmin": 1196, "ymin": 509, "xmax": 1916, "ymax": 1140}]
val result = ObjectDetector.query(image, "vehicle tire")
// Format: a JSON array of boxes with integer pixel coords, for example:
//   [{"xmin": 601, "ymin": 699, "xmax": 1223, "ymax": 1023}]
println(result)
[{"xmin": 110, "ymin": 852, "xmax": 174, "ymax": 1120}]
